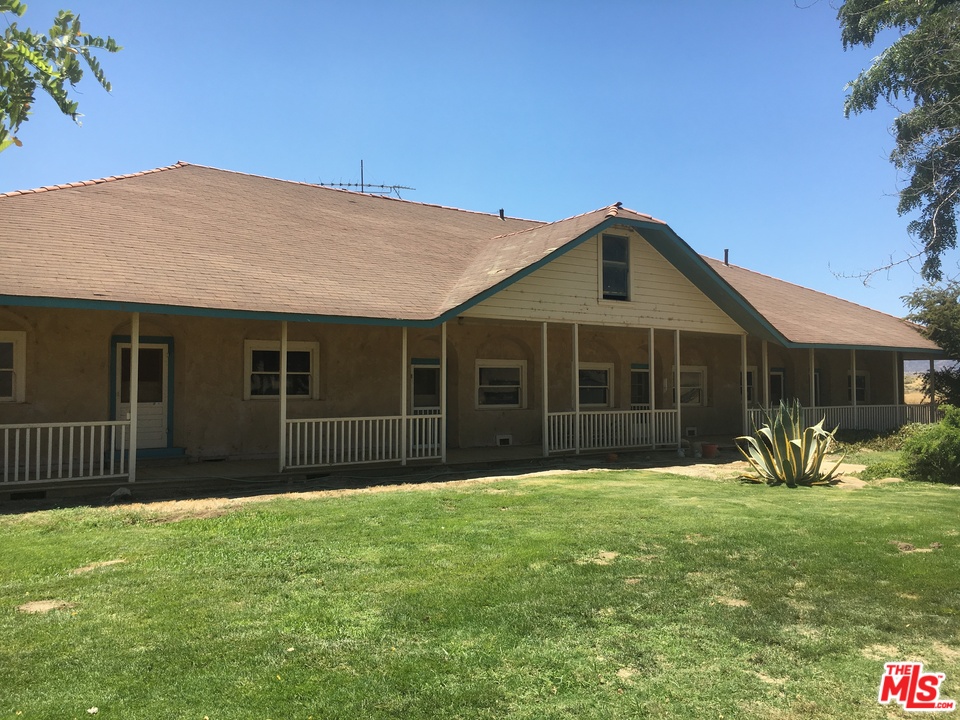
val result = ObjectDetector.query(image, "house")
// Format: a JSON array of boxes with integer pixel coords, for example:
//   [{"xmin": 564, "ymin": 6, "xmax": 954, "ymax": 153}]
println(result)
[{"xmin": 0, "ymin": 162, "xmax": 945, "ymax": 485}]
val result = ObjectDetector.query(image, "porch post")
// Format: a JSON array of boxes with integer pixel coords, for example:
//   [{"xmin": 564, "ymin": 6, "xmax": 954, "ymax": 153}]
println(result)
[
  {"xmin": 741, "ymin": 334, "xmax": 749, "ymax": 435},
  {"xmin": 440, "ymin": 322, "xmax": 447, "ymax": 464},
  {"xmin": 401, "ymin": 327, "xmax": 408, "ymax": 466},
  {"xmin": 541, "ymin": 322, "xmax": 549, "ymax": 457},
  {"xmin": 648, "ymin": 327, "xmax": 656, "ymax": 413},
  {"xmin": 809, "ymin": 348, "xmax": 816, "ymax": 409},
  {"xmin": 761, "ymin": 340, "xmax": 769, "ymax": 409},
  {"xmin": 278, "ymin": 321, "xmax": 287, "ymax": 473},
  {"xmin": 851, "ymin": 348, "xmax": 858, "ymax": 429},
  {"xmin": 573, "ymin": 323, "xmax": 580, "ymax": 455},
  {"xmin": 674, "ymin": 329, "xmax": 681, "ymax": 450},
  {"xmin": 129, "ymin": 312, "xmax": 140, "ymax": 483},
  {"xmin": 893, "ymin": 352, "xmax": 901, "ymax": 406}
]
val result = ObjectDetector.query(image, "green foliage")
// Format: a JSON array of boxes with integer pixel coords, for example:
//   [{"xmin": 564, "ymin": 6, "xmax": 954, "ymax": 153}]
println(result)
[
  {"xmin": 839, "ymin": 0, "xmax": 960, "ymax": 281},
  {"xmin": 904, "ymin": 281, "xmax": 960, "ymax": 404},
  {"xmin": 737, "ymin": 399, "xmax": 844, "ymax": 486},
  {"xmin": 901, "ymin": 404, "xmax": 960, "ymax": 483},
  {"xmin": 0, "ymin": 0, "xmax": 120, "ymax": 152}
]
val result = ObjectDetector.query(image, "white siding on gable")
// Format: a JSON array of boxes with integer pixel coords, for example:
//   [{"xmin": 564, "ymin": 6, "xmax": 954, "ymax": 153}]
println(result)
[{"xmin": 462, "ymin": 229, "xmax": 743, "ymax": 334}]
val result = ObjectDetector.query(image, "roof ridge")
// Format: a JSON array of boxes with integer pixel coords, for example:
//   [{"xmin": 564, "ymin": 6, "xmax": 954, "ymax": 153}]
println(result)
[
  {"xmin": 488, "ymin": 203, "xmax": 620, "ymax": 241},
  {"xmin": 174, "ymin": 162, "xmax": 546, "ymax": 223},
  {"xmin": 0, "ymin": 162, "xmax": 186, "ymax": 199},
  {"xmin": 703, "ymin": 255, "xmax": 911, "ymax": 323}
]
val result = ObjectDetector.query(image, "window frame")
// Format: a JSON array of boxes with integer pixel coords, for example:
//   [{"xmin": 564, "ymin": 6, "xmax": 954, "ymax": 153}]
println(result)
[
  {"xmin": 243, "ymin": 340, "xmax": 320, "ymax": 400},
  {"xmin": 0, "ymin": 330, "xmax": 26, "ymax": 403},
  {"xmin": 630, "ymin": 364, "xmax": 650, "ymax": 409},
  {"xmin": 475, "ymin": 360, "xmax": 526, "ymax": 409},
  {"xmin": 600, "ymin": 234, "xmax": 630, "ymax": 301},
  {"xmin": 847, "ymin": 371, "xmax": 869, "ymax": 404},
  {"xmin": 740, "ymin": 365, "xmax": 759, "ymax": 405},
  {"xmin": 578, "ymin": 362, "xmax": 615, "ymax": 408},
  {"xmin": 411, "ymin": 359, "xmax": 441, "ymax": 414},
  {"xmin": 673, "ymin": 365, "xmax": 708, "ymax": 407}
]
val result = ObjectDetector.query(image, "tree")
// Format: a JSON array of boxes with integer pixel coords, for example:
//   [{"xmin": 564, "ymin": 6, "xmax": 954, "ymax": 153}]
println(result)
[
  {"xmin": 0, "ymin": 0, "xmax": 120, "ymax": 152},
  {"xmin": 904, "ymin": 281, "xmax": 960, "ymax": 405},
  {"xmin": 840, "ymin": 0, "xmax": 960, "ymax": 282}
]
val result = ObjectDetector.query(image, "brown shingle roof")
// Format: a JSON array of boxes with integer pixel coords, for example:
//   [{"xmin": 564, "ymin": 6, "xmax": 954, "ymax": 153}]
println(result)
[
  {"xmin": 702, "ymin": 257, "xmax": 939, "ymax": 351},
  {"xmin": 1, "ymin": 162, "xmax": 544, "ymax": 321},
  {"xmin": 0, "ymin": 162, "xmax": 942, "ymax": 353}
]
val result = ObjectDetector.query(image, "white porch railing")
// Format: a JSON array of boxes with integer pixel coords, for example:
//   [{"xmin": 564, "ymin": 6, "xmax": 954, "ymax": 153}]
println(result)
[
  {"xmin": 285, "ymin": 414, "xmax": 442, "ymax": 469},
  {"xmin": 746, "ymin": 404, "xmax": 944, "ymax": 433},
  {"xmin": 547, "ymin": 409, "xmax": 678, "ymax": 453},
  {"xmin": 1, "ymin": 420, "xmax": 131, "ymax": 484}
]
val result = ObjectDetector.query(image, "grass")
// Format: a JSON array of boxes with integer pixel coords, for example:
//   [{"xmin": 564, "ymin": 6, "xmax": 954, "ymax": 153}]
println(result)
[{"xmin": 2, "ymin": 471, "xmax": 959, "ymax": 719}]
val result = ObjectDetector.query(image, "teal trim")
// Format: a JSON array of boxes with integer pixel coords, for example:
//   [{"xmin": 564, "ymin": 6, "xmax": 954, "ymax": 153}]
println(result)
[
  {"xmin": 631, "ymin": 363, "xmax": 649, "ymax": 370},
  {"xmin": 0, "ymin": 295, "xmax": 438, "ymax": 328},
  {"xmin": 109, "ymin": 335, "xmax": 175, "ymax": 450},
  {"xmin": 411, "ymin": 357, "xmax": 440, "ymax": 366},
  {"xmin": 771, "ymin": 367, "xmax": 786, "ymax": 373}
]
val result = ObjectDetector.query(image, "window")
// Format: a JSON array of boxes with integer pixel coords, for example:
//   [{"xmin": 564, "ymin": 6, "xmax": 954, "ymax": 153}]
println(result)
[
  {"xmin": 812, "ymin": 370, "xmax": 821, "ymax": 407},
  {"xmin": 0, "ymin": 331, "xmax": 25, "ymax": 403},
  {"xmin": 579, "ymin": 363, "xmax": 614, "ymax": 407},
  {"xmin": 476, "ymin": 360, "xmax": 525, "ymax": 408},
  {"xmin": 848, "ymin": 371, "xmax": 869, "ymax": 403},
  {"xmin": 412, "ymin": 361, "xmax": 441, "ymax": 414},
  {"xmin": 770, "ymin": 369, "xmax": 786, "ymax": 406},
  {"xmin": 602, "ymin": 235, "xmax": 630, "ymax": 300},
  {"xmin": 631, "ymin": 365, "xmax": 650, "ymax": 409},
  {"xmin": 243, "ymin": 340, "xmax": 319, "ymax": 400},
  {"xmin": 740, "ymin": 366, "xmax": 758, "ymax": 404},
  {"xmin": 674, "ymin": 366, "xmax": 707, "ymax": 407}
]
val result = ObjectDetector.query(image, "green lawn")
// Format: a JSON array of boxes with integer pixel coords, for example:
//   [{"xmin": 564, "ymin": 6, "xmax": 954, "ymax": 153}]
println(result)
[{"xmin": 1, "ymin": 471, "xmax": 958, "ymax": 719}]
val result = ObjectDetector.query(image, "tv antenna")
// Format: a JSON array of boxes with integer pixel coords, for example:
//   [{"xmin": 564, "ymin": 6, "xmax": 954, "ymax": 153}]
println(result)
[{"xmin": 318, "ymin": 160, "xmax": 414, "ymax": 199}]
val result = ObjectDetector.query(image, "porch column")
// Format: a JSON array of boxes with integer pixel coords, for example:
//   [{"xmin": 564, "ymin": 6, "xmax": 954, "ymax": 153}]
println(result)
[
  {"xmin": 278, "ymin": 320, "xmax": 287, "ymax": 473},
  {"xmin": 541, "ymin": 322, "xmax": 549, "ymax": 457},
  {"xmin": 129, "ymin": 312, "xmax": 140, "ymax": 483},
  {"xmin": 648, "ymin": 327, "xmax": 656, "ymax": 413},
  {"xmin": 741, "ymin": 334, "xmax": 749, "ymax": 435},
  {"xmin": 674, "ymin": 329, "xmax": 681, "ymax": 450},
  {"xmin": 573, "ymin": 323, "xmax": 580, "ymax": 455},
  {"xmin": 851, "ymin": 348, "xmax": 858, "ymax": 429},
  {"xmin": 809, "ymin": 348, "xmax": 816, "ymax": 409},
  {"xmin": 441, "ymin": 322, "xmax": 448, "ymax": 464},
  {"xmin": 761, "ymin": 340, "xmax": 769, "ymax": 409},
  {"xmin": 401, "ymin": 327, "xmax": 408, "ymax": 466},
  {"xmin": 893, "ymin": 352, "xmax": 901, "ymax": 406}
]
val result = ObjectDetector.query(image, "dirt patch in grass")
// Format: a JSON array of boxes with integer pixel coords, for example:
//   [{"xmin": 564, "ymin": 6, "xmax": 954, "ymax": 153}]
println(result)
[
  {"xmin": 714, "ymin": 596, "xmax": 750, "ymax": 607},
  {"xmin": 17, "ymin": 600, "xmax": 75, "ymax": 614},
  {"xmin": 70, "ymin": 559, "xmax": 126, "ymax": 575},
  {"xmin": 891, "ymin": 541, "xmax": 938, "ymax": 553},
  {"xmin": 576, "ymin": 551, "xmax": 619, "ymax": 565},
  {"xmin": 862, "ymin": 643, "xmax": 900, "ymax": 661}
]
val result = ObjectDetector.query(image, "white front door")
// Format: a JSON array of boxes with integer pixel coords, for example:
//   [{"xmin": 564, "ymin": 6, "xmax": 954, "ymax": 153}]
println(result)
[{"xmin": 116, "ymin": 344, "xmax": 169, "ymax": 449}]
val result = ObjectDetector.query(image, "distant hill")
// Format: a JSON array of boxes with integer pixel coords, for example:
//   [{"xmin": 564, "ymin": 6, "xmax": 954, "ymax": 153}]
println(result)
[{"xmin": 905, "ymin": 359, "xmax": 958, "ymax": 374}]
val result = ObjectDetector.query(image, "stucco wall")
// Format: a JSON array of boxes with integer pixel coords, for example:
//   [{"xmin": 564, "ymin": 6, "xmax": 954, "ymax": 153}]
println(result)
[{"xmin": 0, "ymin": 306, "xmax": 906, "ymax": 460}]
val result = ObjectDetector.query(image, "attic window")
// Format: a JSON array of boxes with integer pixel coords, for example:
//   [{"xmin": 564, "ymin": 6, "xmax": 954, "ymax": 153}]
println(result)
[{"xmin": 602, "ymin": 235, "xmax": 629, "ymax": 301}]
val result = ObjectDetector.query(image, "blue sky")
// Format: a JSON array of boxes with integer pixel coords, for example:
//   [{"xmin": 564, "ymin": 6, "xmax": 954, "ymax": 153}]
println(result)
[{"xmin": 4, "ymin": 1, "xmax": 955, "ymax": 318}]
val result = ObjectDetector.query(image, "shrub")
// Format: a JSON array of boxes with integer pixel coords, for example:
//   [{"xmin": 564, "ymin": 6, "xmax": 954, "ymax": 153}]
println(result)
[
  {"xmin": 901, "ymin": 405, "xmax": 960, "ymax": 484},
  {"xmin": 737, "ymin": 400, "xmax": 844, "ymax": 487}
]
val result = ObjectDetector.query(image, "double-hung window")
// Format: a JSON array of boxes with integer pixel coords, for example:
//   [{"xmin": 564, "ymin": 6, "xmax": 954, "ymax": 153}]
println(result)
[
  {"xmin": 631, "ymin": 365, "xmax": 650, "ymax": 409},
  {"xmin": 244, "ymin": 340, "xmax": 319, "ymax": 400},
  {"xmin": 0, "ymin": 331, "xmax": 26, "ymax": 402},
  {"xmin": 675, "ymin": 366, "xmax": 707, "ymax": 407},
  {"xmin": 602, "ymin": 235, "xmax": 630, "ymax": 301},
  {"xmin": 848, "ymin": 372, "xmax": 868, "ymax": 404},
  {"xmin": 578, "ymin": 363, "xmax": 614, "ymax": 407},
  {"xmin": 476, "ymin": 360, "xmax": 525, "ymax": 408}
]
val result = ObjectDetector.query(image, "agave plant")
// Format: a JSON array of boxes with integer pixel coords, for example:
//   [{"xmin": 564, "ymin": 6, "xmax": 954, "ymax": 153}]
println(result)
[{"xmin": 737, "ymin": 400, "xmax": 844, "ymax": 486}]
